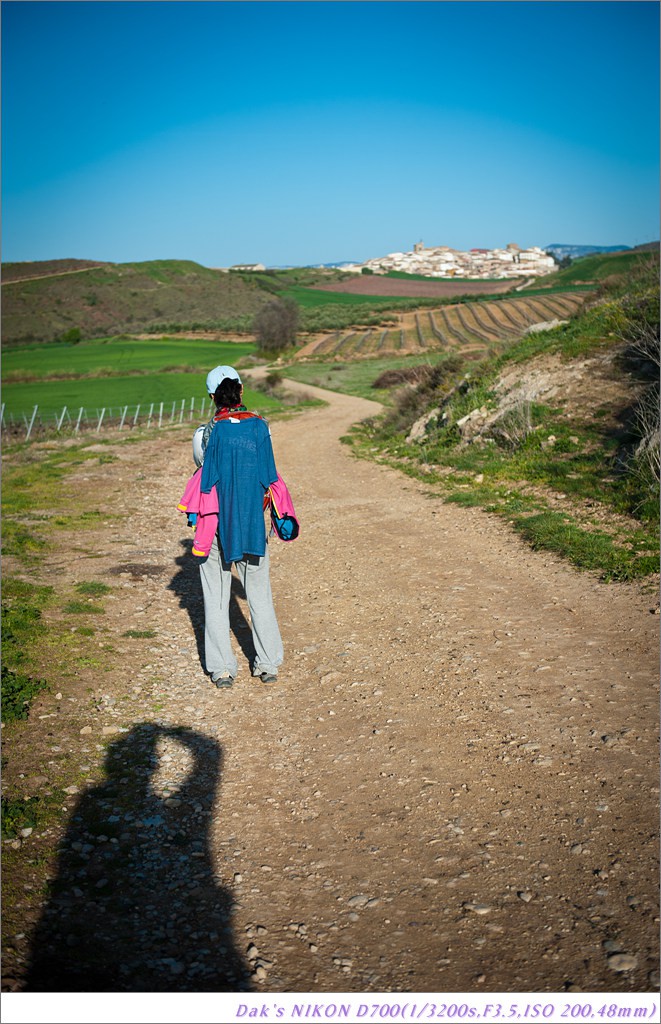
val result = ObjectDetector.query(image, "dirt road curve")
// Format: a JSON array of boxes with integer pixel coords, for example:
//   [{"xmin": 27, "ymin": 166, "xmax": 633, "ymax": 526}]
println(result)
[{"xmin": 15, "ymin": 380, "xmax": 659, "ymax": 994}]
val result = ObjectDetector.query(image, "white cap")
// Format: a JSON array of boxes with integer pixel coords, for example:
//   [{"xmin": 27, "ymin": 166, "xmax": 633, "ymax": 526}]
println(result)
[{"xmin": 206, "ymin": 365, "xmax": 242, "ymax": 395}]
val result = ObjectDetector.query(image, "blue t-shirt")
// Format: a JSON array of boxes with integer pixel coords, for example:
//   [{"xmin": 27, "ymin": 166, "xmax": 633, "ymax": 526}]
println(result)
[{"xmin": 200, "ymin": 416, "xmax": 277, "ymax": 562}]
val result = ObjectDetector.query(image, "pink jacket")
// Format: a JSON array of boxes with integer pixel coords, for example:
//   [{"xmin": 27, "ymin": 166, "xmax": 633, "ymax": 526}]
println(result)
[
  {"xmin": 177, "ymin": 467, "xmax": 219, "ymax": 558},
  {"xmin": 267, "ymin": 473, "xmax": 298, "ymax": 520},
  {"xmin": 266, "ymin": 473, "xmax": 300, "ymax": 541}
]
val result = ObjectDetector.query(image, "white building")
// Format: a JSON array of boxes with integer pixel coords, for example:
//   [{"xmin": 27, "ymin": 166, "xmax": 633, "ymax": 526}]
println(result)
[{"xmin": 357, "ymin": 243, "xmax": 556, "ymax": 279}]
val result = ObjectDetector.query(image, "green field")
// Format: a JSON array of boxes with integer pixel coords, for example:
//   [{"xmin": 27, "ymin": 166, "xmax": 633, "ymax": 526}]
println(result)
[
  {"xmin": 1, "ymin": 336, "xmax": 265, "ymax": 418},
  {"xmin": 2, "ymin": 336, "xmax": 256, "ymax": 380},
  {"xmin": 1, "ymin": 374, "xmax": 278, "ymax": 419},
  {"xmin": 280, "ymin": 286, "xmax": 425, "ymax": 308}
]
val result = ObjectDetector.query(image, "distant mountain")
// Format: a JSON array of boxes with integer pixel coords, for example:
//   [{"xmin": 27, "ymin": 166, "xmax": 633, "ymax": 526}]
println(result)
[
  {"xmin": 544, "ymin": 243, "xmax": 630, "ymax": 261},
  {"xmin": 310, "ymin": 262, "xmax": 362, "ymax": 269}
]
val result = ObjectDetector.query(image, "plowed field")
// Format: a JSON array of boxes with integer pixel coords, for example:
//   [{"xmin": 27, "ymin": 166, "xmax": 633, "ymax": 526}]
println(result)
[{"xmin": 297, "ymin": 291, "xmax": 591, "ymax": 360}]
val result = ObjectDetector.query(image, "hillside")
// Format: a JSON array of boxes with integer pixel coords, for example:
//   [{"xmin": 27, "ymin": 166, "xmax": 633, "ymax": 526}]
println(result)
[
  {"xmin": 1, "ymin": 259, "xmax": 110, "ymax": 283},
  {"xmin": 521, "ymin": 247, "xmax": 658, "ymax": 289},
  {"xmin": 334, "ymin": 251, "xmax": 660, "ymax": 585},
  {"xmin": 2, "ymin": 249, "xmax": 657, "ymax": 353},
  {"xmin": 0, "ymin": 260, "xmax": 266, "ymax": 346}
]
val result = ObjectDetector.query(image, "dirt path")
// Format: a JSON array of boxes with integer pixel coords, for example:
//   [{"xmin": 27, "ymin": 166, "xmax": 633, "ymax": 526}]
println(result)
[{"xmin": 5, "ymin": 380, "xmax": 659, "ymax": 995}]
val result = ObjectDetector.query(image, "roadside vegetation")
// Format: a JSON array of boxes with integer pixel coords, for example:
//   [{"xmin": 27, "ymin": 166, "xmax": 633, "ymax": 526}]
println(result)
[
  {"xmin": 338, "ymin": 254, "xmax": 659, "ymax": 583},
  {"xmin": 1, "ymin": 440, "xmax": 122, "ymax": 850}
]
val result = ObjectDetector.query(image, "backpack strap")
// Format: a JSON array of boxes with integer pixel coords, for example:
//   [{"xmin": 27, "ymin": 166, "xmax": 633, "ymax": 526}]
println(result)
[{"xmin": 213, "ymin": 405, "xmax": 263, "ymax": 423}]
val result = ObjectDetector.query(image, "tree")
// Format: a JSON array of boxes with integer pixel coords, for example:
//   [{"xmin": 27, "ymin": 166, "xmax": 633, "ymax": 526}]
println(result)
[{"xmin": 252, "ymin": 297, "xmax": 299, "ymax": 353}]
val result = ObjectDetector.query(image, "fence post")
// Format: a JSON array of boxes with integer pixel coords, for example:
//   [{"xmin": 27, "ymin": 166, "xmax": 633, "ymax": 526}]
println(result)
[
  {"xmin": 170, "ymin": 400, "xmax": 176, "ymax": 423},
  {"xmin": 133, "ymin": 404, "xmax": 141, "ymax": 427},
  {"xmin": 147, "ymin": 403, "xmax": 154, "ymax": 427},
  {"xmin": 158, "ymin": 402, "xmax": 163, "ymax": 428},
  {"xmin": 96, "ymin": 408, "xmax": 106, "ymax": 433},
  {"xmin": 56, "ymin": 406, "xmax": 68, "ymax": 431},
  {"xmin": 190, "ymin": 397, "xmax": 195, "ymax": 421},
  {"xmin": 1, "ymin": 403, "xmax": 5, "ymax": 429},
  {"xmin": 119, "ymin": 405, "xmax": 129, "ymax": 430},
  {"xmin": 75, "ymin": 408, "xmax": 85, "ymax": 433},
  {"xmin": 179, "ymin": 398, "xmax": 185, "ymax": 424},
  {"xmin": 25, "ymin": 405, "xmax": 39, "ymax": 441}
]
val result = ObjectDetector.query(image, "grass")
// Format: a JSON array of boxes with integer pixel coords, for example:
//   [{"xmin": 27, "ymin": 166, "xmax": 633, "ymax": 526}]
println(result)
[
  {"xmin": 504, "ymin": 509, "xmax": 658, "ymax": 581},
  {"xmin": 281, "ymin": 351, "xmax": 459, "ymax": 403},
  {"xmin": 1, "ymin": 791, "xmax": 68, "ymax": 840},
  {"xmin": 74, "ymin": 582, "xmax": 112, "ymax": 597},
  {"xmin": 1, "ymin": 578, "xmax": 53, "ymax": 722},
  {"xmin": 0, "ymin": 331, "xmax": 283, "ymax": 419},
  {"xmin": 2, "ymin": 375, "xmax": 282, "ymax": 420},
  {"xmin": 62, "ymin": 600, "xmax": 106, "ymax": 615},
  {"xmin": 2, "ymin": 335, "xmax": 257, "ymax": 381},
  {"xmin": 281, "ymin": 285, "xmax": 428, "ymax": 308},
  {"xmin": 1, "ymin": 444, "xmax": 123, "ymax": 519}
]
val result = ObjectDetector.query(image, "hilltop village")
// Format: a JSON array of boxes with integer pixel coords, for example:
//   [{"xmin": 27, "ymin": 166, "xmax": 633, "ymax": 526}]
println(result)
[{"xmin": 350, "ymin": 241, "xmax": 557, "ymax": 279}]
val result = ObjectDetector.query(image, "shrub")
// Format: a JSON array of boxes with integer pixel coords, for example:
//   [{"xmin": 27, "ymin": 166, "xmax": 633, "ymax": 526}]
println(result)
[
  {"xmin": 253, "ymin": 297, "xmax": 299, "ymax": 353},
  {"xmin": 372, "ymin": 366, "xmax": 434, "ymax": 389},
  {"xmin": 58, "ymin": 327, "xmax": 82, "ymax": 344},
  {"xmin": 380, "ymin": 355, "xmax": 465, "ymax": 435}
]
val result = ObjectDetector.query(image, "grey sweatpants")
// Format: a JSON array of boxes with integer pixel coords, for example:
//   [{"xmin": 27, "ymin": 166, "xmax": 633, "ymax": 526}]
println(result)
[{"xmin": 199, "ymin": 533, "xmax": 283, "ymax": 679}]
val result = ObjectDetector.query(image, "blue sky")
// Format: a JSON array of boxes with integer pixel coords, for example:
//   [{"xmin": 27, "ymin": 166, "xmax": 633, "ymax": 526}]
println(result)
[{"xmin": 2, "ymin": 1, "xmax": 659, "ymax": 266}]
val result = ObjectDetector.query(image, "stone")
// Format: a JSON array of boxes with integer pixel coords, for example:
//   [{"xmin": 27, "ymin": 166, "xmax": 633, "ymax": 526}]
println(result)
[
  {"xmin": 462, "ymin": 902, "xmax": 491, "ymax": 915},
  {"xmin": 457, "ymin": 407, "xmax": 490, "ymax": 441},
  {"xmin": 407, "ymin": 409, "xmax": 439, "ymax": 444},
  {"xmin": 607, "ymin": 954, "xmax": 638, "ymax": 972}
]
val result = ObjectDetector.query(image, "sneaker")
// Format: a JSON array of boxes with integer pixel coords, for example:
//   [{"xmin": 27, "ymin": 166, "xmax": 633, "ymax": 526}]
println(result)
[
  {"xmin": 258, "ymin": 671, "xmax": 278, "ymax": 684},
  {"xmin": 212, "ymin": 674, "xmax": 234, "ymax": 688}
]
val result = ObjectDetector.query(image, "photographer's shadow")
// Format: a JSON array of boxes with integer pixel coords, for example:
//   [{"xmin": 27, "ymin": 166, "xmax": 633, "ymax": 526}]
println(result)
[
  {"xmin": 168, "ymin": 538, "xmax": 256, "ymax": 671},
  {"xmin": 26, "ymin": 725, "xmax": 252, "ymax": 992}
]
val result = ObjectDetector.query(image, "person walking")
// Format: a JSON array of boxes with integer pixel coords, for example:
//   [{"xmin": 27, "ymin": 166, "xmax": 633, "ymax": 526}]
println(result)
[{"xmin": 197, "ymin": 366, "xmax": 283, "ymax": 688}]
